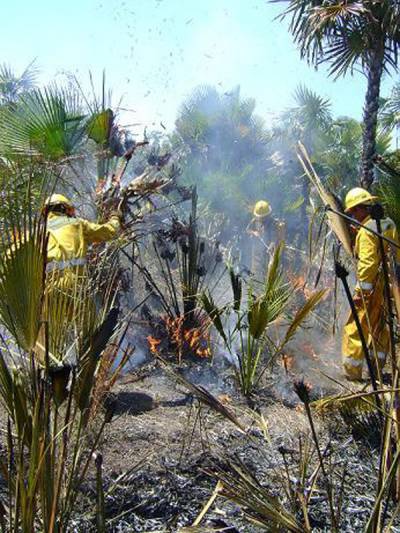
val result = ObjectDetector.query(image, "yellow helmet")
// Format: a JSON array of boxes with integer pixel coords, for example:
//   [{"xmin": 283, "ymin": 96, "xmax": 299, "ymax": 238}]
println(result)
[
  {"xmin": 44, "ymin": 194, "xmax": 73, "ymax": 209},
  {"xmin": 344, "ymin": 188, "xmax": 378, "ymax": 213},
  {"xmin": 253, "ymin": 200, "xmax": 271, "ymax": 219}
]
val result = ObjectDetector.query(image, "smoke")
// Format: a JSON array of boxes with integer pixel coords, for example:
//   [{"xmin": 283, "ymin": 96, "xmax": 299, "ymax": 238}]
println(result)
[{"xmin": 284, "ymin": 328, "xmax": 343, "ymax": 391}]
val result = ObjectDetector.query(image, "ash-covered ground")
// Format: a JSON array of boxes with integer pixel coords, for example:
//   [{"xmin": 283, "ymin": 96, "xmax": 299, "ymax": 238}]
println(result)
[{"xmin": 69, "ymin": 346, "xmax": 395, "ymax": 533}]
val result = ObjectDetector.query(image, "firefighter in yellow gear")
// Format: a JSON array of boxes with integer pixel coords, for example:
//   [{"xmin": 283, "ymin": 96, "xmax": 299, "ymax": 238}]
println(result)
[
  {"xmin": 342, "ymin": 187, "xmax": 400, "ymax": 380},
  {"xmin": 39, "ymin": 194, "xmax": 122, "ymax": 361},
  {"xmin": 247, "ymin": 200, "xmax": 285, "ymax": 279},
  {"xmin": 44, "ymin": 194, "xmax": 121, "ymax": 271}
]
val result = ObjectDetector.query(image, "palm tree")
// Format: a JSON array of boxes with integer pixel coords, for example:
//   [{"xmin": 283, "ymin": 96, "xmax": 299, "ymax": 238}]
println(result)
[
  {"xmin": 173, "ymin": 85, "xmax": 271, "ymax": 226},
  {"xmin": 0, "ymin": 61, "xmax": 37, "ymax": 106},
  {"xmin": 272, "ymin": 85, "xmax": 332, "ymax": 239},
  {"xmin": 380, "ymin": 81, "xmax": 400, "ymax": 135},
  {"xmin": 274, "ymin": 0, "xmax": 400, "ymax": 189}
]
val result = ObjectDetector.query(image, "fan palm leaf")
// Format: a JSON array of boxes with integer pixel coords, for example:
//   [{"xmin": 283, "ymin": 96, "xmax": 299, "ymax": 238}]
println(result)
[
  {"xmin": 380, "ymin": 81, "xmax": 400, "ymax": 132},
  {"xmin": 0, "ymin": 176, "xmax": 48, "ymax": 352},
  {"xmin": 0, "ymin": 61, "xmax": 37, "ymax": 105},
  {"xmin": 0, "ymin": 86, "xmax": 86, "ymax": 162}
]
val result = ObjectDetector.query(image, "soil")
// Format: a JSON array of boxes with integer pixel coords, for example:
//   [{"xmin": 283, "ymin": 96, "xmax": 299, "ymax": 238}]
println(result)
[{"xmin": 69, "ymin": 347, "xmax": 393, "ymax": 533}]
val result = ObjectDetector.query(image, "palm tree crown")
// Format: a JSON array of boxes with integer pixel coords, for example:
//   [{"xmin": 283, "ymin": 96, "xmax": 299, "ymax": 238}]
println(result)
[{"xmin": 275, "ymin": 0, "xmax": 400, "ymax": 188}]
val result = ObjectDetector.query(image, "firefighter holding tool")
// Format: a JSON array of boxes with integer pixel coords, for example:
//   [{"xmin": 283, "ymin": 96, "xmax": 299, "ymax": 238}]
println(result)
[{"xmin": 342, "ymin": 187, "xmax": 400, "ymax": 381}]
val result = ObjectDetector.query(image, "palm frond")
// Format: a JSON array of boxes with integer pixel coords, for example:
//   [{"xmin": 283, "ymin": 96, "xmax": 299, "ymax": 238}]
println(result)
[
  {"xmin": 214, "ymin": 461, "xmax": 304, "ymax": 532},
  {"xmin": 275, "ymin": 0, "xmax": 400, "ymax": 78},
  {"xmin": 297, "ymin": 141, "xmax": 353, "ymax": 255},
  {"xmin": 0, "ymin": 174, "xmax": 50, "ymax": 351},
  {"xmin": 76, "ymin": 307, "xmax": 119, "ymax": 411},
  {"xmin": 160, "ymin": 360, "xmax": 246, "ymax": 433},
  {"xmin": 280, "ymin": 289, "xmax": 327, "ymax": 348},
  {"xmin": 0, "ymin": 86, "xmax": 86, "ymax": 161},
  {"xmin": 293, "ymin": 84, "xmax": 331, "ymax": 129},
  {"xmin": 200, "ymin": 292, "xmax": 228, "ymax": 344},
  {"xmin": 248, "ymin": 243, "xmax": 292, "ymax": 339},
  {"xmin": 312, "ymin": 389, "xmax": 383, "ymax": 415},
  {"xmin": 0, "ymin": 61, "xmax": 37, "ymax": 105},
  {"xmin": 87, "ymin": 108, "xmax": 114, "ymax": 146},
  {"xmin": 375, "ymin": 157, "xmax": 400, "ymax": 230},
  {"xmin": 380, "ymin": 81, "xmax": 400, "ymax": 132},
  {"xmin": 229, "ymin": 267, "xmax": 242, "ymax": 311}
]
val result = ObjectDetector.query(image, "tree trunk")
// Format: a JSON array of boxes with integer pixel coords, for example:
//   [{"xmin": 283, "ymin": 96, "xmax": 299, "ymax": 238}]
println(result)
[{"xmin": 361, "ymin": 45, "xmax": 385, "ymax": 190}]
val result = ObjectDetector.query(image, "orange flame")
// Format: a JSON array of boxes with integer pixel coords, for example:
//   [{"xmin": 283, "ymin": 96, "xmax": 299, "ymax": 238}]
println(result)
[
  {"xmin": 282, "ymin": 354, "xmax": 294, "ymax": 372},
  {"xmin": 164, "ymin": 315, "xmax": 211, "ymax": 360},
  {"xmin": 147, "ymin": 336, "xmax": 161, "ymax": 354}
]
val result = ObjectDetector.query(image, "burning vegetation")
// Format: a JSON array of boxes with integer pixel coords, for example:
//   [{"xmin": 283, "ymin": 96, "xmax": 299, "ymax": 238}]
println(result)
[{"xmin": 2, "ymin": 3, "xmax": 400, "ymax": 526}]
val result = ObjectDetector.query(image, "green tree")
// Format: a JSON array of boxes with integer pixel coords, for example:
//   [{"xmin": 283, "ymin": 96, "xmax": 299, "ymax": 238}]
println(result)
[
  {"xmin": 275, "ymin": 0, "xmax": 400, "ymax": 189},
  {"xmin": 271, "ymin": 85, "xmax": 332, "ymax": 239},
  {"xmin": 0, "ymin": 62, "xmax": 37, "ymax": 106},
  {"xmin": 380, "ymin": 81, "xmax": 400, "ymax": 134},
  {"xmin": 173, "ymin": 85, "xmax": 271, "ymax": 226}
]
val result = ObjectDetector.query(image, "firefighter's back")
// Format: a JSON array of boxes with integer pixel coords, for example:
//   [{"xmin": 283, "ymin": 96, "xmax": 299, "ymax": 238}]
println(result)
[{"xmin": 47, "ymin": 215, "xmax": 87, "ymax": 262}]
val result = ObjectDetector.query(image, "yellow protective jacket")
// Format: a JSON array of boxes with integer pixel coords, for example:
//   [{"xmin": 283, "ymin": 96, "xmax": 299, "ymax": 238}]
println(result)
[
  {"xmin": 354, "ymin": 216, "xmax": 400, "ymax": 293},
  {"xmin": 46, "ymin": 213, "xmax": 120, "ymax": 264}
]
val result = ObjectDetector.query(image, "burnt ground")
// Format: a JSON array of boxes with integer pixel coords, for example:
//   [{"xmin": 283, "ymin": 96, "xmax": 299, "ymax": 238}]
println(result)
[{"xmin": 68, "ymin": 346, "xmax": 397, "ymax": 533}]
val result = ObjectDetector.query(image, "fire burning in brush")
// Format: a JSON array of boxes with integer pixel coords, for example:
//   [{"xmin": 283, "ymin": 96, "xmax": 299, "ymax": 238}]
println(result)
[
  {"xmin": 282, "ymin": 353, "xmax": 294, "ymax": 373},
  {"xmin": 281, "ymin": 343, "xmax": 319, "ymax": 374},
  {"xmin": 301, "ymin": 341, "xmax": 319, "ymax": 360},
  {"xmin": 147, "ymin": 336, "xmax": 161, "ymax": 355},
  {"xmin": 288, "ymin": 272, "xmax": 315, "ymax": 299},
  {"xmin": 147, "ymin": 315, "xmax": 211, "ymax": 362},
  {"xmin": 165, "ymin": 316, "xmax": 211, "ymax": 362}
]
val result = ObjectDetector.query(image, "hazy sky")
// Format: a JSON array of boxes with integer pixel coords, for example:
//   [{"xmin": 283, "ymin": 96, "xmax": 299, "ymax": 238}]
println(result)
[{"xmin": 2, "ymin": 0, "xmax": 397, "ymax": 134}]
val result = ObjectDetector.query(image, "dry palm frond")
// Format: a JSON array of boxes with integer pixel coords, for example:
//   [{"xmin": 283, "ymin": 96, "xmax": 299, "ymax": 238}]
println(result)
[
  {"xmin": 279, "ymin": 289, "xmax": 327, "ymax": 349},
  {"xmin": 312, "ymin": 389, "xmax": 383, "ymax": 415},
  {"xmin": 159, "ymin": 359, "xmax": 246, "ymax": 433},
  {"xmin": 125, "ymin": 173, "xmax": 167, "ymax": 196},
  {"xmin": 312, "ymin": 389, "xmax": 386, "ymax": 448},
  {"xmin": 191, "ymin": 481, "xmax": 223, "ymax": 527},
  {"xmin": 214, "ymin": 462, "xmax": 304, "ymax": 533},
  {"xmin": 297, "ymin": 141, "xmax": 352, "ymax": 256}
]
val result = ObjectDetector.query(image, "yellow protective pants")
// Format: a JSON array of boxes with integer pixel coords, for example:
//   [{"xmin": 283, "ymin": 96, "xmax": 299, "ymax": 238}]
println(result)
[{"xmin": 342, "ymin": 278, "xmax": 389, "ymax": 380}]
